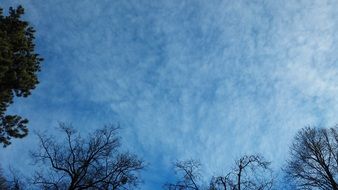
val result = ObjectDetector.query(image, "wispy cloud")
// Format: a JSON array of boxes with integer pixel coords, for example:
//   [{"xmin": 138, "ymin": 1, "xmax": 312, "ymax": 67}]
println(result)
[{"xmin": 1, "ymin": 0, "xmax": 338, "ymax": 188}]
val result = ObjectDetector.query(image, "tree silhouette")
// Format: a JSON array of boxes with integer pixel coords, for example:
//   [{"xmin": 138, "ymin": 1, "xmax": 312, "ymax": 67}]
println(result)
[
  {"xmin": 210, "ymin": 155, "xmax": 273, "ymax": 190},
  {"xmin": 165, "ymin": 155, "xmax": 273, "ymax": 190},
  {"xmin": 0, "ymin": 166, "xmax": 7, "ymax": 189},
  {"xmin": 31, "ymin": 123, "xmax": 144, "ymax": 190},
  {"xmin": 164, "ymin": 160, "xmax": 202, "ymax": 190},
  {"xmin": 0, "ymin": 5, "xmax": 43, "ymax": 147},
  {"xmin": 285, "ymin": 126, "xmax": 338, "ymax": 190}
]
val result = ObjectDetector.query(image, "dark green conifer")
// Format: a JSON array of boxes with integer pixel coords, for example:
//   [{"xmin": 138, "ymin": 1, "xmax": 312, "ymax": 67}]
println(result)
[{"xmin": 0, "ymin": 5, "xmax": 43, "ymax": 147}]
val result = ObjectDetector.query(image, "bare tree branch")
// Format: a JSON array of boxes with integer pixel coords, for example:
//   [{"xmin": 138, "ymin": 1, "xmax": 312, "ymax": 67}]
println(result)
[
  {"xmin": 210, "ymin": 155, "xmax": 273, "ymax": 190},
  {"xmin": 285, "ymin": 126, "xmax": 338, "ymax": 190},
  {"xmin": 164, "ymin": 160, "xmax": 201, "ymax": 190},
  {"xmin": 31, "ymin": 123, "xmax": 144, "ymax": 190},
  {"xmin": 165, "ymin": 155, "xmax": 273, "ymax": 190}
]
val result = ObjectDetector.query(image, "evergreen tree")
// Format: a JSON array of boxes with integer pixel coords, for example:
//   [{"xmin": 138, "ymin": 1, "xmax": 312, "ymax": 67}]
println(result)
[{"xmin": 0, "ymin": 5, "xmax": 43, "ymax": 147}]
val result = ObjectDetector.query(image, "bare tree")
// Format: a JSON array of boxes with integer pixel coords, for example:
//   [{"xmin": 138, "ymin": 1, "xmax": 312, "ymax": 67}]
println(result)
[
  {"xmin": 164, "ymin": 160, "xmax": 202, "ymax": 190},
  {"xmin": 31, "ymin": 123, "xmax": 144, "ymax": 190},
  {"xmin": 165, "ymin": 155, "xmax": 273, "ymax": 190},
  {"xmin": 285, "ymin": 126, "xmax": 338, "ymax": 190},
  {"xmin": 210, "ymin": 155, "xmax": 273, "ymax": 190}
]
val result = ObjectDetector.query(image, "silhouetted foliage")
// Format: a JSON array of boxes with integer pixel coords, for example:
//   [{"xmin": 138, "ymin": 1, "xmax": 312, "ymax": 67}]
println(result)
[
  {"xmin": 31, "ymin": 123, "xmax": 144, "ymax": 190},
  {"xmin": 7, "ymin": 167, "xmax": 26, "ymax": 190},
  {"xmin": 0, "ymin": 5, "xmax": 43, "ymax": 147},
  {"xmin": 0, "ymin": 166, "xmax": 25, "ymax": 190},
  {"xmin": 210, "ymin": 155, "xmax": 273, "ymax": 190},
  {"xmin": 0, "ymin": 166, "xmax": 8, "ymax": 189},
  {"xmin": 285, "ymin": 126, "xmax": 338, "ymax": 190},
  {"xmin": 165, "ymin": 155, "xmax": 273, "ymax": 190}
]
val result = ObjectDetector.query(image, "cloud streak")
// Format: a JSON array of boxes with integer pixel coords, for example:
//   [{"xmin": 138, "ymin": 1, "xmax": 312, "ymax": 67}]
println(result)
[{"xmin": 1, "ymin": 0, "xmax": 338, "ymax": 188}]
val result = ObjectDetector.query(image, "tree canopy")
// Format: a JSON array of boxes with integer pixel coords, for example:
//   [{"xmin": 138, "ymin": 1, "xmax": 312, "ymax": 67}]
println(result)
[
  {"xmin": 285, "ymin": 126, "xmax": 338, "ymax": 190},
  {"xmin": 165, "ymin": 155, "xmax": 273, "ymax": 190},
  {"xmin": 0, "ymin": 5, "xmax": 43, "ymax": 147},
  {"xmin": 210, "ymin": 155, "xmax": 273, "ymax": 190},
  {"xmin": 31, "ymin": 123, "xmax": 144, "ymax": 190}
]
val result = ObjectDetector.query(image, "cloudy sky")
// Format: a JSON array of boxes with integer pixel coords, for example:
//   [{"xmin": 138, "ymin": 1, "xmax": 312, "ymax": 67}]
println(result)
[{"xmin": 1, "ymin": 0, "xmax": 338, "ymax": 189}]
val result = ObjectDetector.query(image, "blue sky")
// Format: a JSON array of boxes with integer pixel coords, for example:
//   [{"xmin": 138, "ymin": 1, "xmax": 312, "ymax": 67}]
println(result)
[{"xmin": 1, "ymin": 0, "xmax": 338, "ymax": 189}]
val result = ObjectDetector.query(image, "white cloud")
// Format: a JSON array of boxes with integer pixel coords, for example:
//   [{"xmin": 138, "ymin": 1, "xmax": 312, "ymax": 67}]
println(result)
[{"xmin": 1, "ymin": 0, "xmax": 338, "ymax": 188}]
